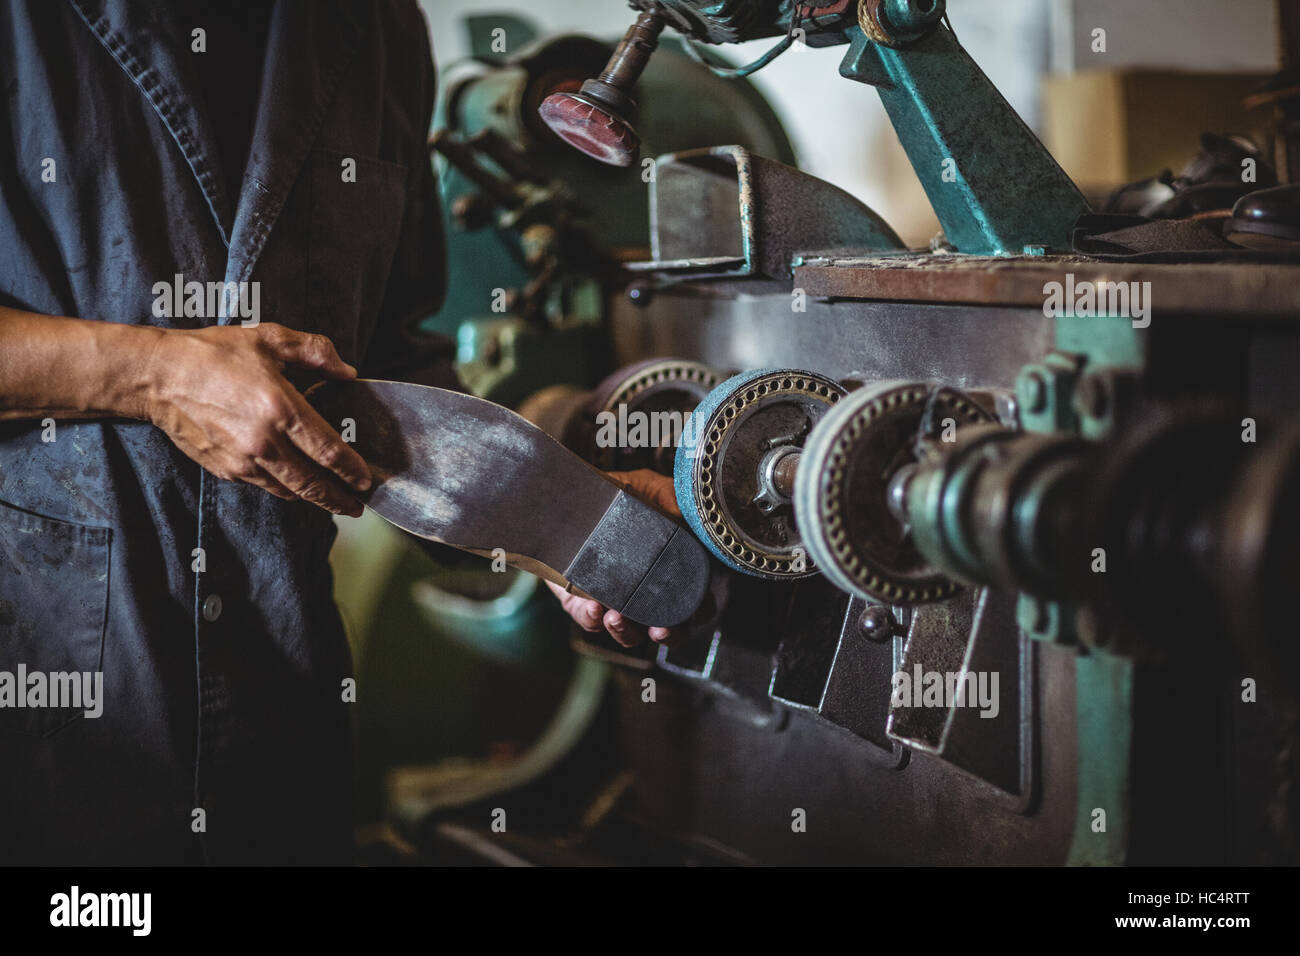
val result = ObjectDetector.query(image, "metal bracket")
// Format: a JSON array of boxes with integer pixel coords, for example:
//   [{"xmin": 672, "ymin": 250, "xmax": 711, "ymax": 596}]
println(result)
[
  {"xmin": 628, "ymin": 145, "xmax": 904, "ymax": 280},
  {"xmin": 839, "ymin": 23, "xmax": 1090, "ymax": 255}
]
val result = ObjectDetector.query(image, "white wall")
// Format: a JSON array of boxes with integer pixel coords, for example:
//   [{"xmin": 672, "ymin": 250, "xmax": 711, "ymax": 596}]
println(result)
[{"xmin": 1050, "ymin": 0, "xmax": 1278, "ymax": 74}]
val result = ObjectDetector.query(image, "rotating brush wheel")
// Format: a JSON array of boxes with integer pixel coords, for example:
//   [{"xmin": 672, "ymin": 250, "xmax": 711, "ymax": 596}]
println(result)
[
  {"xmin": 794, "ymin": 381, "xmax": 995, "ymax": 604},
  {"xmin": 516, "ymin": 384, "xmax": 593, "ymax": 451},
  {"xmin": 586, "ymin": 358, "xmax": 724, "ymax": 475},
  {"xmin": 675, "ymin": 368, "xmax": 846, "ymax": 579},
  {"xmin": 517, "ymin": 359, "xmax": 723, "ymax": 475}
]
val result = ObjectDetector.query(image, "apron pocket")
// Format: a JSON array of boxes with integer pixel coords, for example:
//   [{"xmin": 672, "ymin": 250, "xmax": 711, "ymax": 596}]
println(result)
[{"xmin": 0, "ymin": 499, "xmax": 110, "ymax": 737}]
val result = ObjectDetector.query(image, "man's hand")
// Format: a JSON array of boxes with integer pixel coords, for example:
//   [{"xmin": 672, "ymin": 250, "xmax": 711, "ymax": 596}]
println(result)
[
  {"xmin": 0, "ymin": 309, "xmax": 370, "ymax": 517},
  {"xmin": 546, "ymin": 467, "xmax": 685, "ymax": 649},
  {"xmin": 143, "ymin": 324, "xmax": 372, "ymax": 516}
]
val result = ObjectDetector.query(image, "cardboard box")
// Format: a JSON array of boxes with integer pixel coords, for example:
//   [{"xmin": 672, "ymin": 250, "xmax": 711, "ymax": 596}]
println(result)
[{"xmin": 1042, "ymin": 71, "xmax": 1274, "ymax": 192}]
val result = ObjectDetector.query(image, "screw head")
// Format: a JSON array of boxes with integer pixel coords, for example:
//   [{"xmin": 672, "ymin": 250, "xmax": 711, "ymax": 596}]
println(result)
[
  {"xmin": 627, "ymin": 280, "xmax": 654, "ymax": 307},
  {"xmin": 858, "ymin": 605, "xmax": 894, "ymax": 641}
]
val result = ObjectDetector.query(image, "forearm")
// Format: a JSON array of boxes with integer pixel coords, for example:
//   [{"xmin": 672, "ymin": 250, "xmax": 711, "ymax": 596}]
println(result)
[{"xmin": 0, "ymin": 307, "xmax": 165, "ymax": 422}]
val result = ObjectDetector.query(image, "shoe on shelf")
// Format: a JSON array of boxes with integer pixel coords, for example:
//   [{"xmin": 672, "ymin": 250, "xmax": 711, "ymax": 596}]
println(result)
[{"xmin": 1224, "ymin": 183, "xmax": 1300, "ymax": 250}]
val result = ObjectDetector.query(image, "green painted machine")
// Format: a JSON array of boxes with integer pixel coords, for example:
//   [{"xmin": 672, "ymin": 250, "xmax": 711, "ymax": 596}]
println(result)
[
  {"xmin": 340, "ymin": 1, "xmax": 1300, "ymax": 865},
  {"xmin": 429, "ymin": 17, "xmax": 795, "ymax": 406},
  {"xmin": 336, "ymin": 10, "xmax": 800, "ymax": 842}
]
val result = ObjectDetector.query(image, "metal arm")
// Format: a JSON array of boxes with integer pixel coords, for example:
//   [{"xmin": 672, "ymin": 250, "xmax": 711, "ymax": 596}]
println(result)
[
  {"xmin": 540, "ymin": 0, "xmax": 1090, "ymax": 255},
  {"xmin": 839, "ymin": 5, "xmax": 1090, "ymax": 254}
]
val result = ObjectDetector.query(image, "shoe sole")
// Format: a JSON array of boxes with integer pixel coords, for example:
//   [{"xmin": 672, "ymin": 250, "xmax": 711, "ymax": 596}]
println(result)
[
  {"xmin": 1225, "ymin": 218, "xmax": 1300, "ymax": 249},
  {"xmin": 310, "ymin": 379, "xmax": 712, "ymax": 628}
]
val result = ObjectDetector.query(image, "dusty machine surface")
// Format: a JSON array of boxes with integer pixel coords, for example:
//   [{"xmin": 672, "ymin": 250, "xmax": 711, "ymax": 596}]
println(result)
[{"xmin": 361, "ymin": 1, "xmax": 1300, "ymax": 868}]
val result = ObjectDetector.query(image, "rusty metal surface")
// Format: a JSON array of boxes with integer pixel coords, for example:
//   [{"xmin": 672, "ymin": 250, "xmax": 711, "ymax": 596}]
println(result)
[
  {"xmin": 885, "ymin": 586, "xmax": 1035, "ymax": 807},
  {"xmin": 794, "ymin": 253, "xmax": 1300, "ymax": 318},
  {"xmin": 610, "ymin": 632, "xmax": 1076, "ymax": 864},
  {"xmin": 629, "ymin": 146, "xmax": 904, "ymax": 280},
  {"xmin": 611, "ymin": 287, "xmax": 1053, "ymax": 388},
  {"xmin": 597, "ymin": 273, "xmax": 1298, "ymax": 863}
]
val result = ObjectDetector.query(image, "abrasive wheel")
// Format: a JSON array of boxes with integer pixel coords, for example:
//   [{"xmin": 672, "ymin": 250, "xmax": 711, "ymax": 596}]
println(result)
[
  {"xmin": 516, "ymin": 384, "xmax": 594, "ymax": 450},
  {"xmin": 586, "ymin": 359, "xmax": 724, "ymax": 474},
  {"xmin": 794, "ymin": 381, "xmax": 995, "ymax": 604},
  {"xmin": 675, "ymin": 368, "xmax": 846, "ymax": 579}
]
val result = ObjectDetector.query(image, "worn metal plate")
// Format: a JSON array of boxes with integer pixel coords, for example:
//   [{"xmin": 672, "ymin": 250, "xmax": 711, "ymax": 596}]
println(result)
[
  {"xmin": 610, "ymin": 289, "xmax": 1054, "ymax": 388},
  {"xmin": 794, "ymin": 253, "xmax": 1300, "ymax": 317},
  {"xmin": 629, "ymin": 146, "xmax": 904, "ymax": 280}
]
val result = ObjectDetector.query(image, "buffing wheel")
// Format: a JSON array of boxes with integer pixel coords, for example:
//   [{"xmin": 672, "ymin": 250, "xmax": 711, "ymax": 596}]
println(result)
[
  {"xmin": 675, "ymin": 368, "xmax": 845, "ymax": 579},
  {"xmin": 586, "ymin": 359, "xmax": 724, "ymax": 474},
  {"xmin": 794, "ymin": 381, "xmax": 994, "ymax": 604}
]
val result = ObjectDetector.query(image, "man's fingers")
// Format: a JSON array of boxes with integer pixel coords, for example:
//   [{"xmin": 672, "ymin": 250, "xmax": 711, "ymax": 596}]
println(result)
[
  {"xmin": 603, "ymin": 609, "xmax": 647, "ymax": 648},
  {"xmin": 545, "ymin": 581, "xmax": 605, "ymax": 632},
  {"xmin": 257, "ymin": 324, "xmax": 357, "ymax": 380},
  {"xmin": 545, "ymin": 580, "xmax": 676, "ymax": 646},
  {"xmin": 209, "ymin": 452, "xmax": 298, "ymax": 501},
  {"xmin": 568, "ymin": 595, "xmax": 606, "ymax": 632},
  {"xmin": 648, "ymin": 626, "xmax": 682, "ymax": 648},
  {"xmin": 257, "ymin": 438, "xmax": 364, "ymax": 517},
  {"xmin": 545, "ymin": 580, "xmax": 617, "ymax": 634},
  {"xmin": 282, "ymin": 393, "xmax": 372, "ymax": 492},
  {"xmin": 242, "ymin": 469, "xmax": 298, "ymax": 502}
]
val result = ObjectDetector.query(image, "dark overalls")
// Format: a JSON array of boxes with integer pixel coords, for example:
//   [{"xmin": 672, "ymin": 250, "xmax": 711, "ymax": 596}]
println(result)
[{"xmin": 0, "ymin": 0, "xmax": 452, "ymax": 864}]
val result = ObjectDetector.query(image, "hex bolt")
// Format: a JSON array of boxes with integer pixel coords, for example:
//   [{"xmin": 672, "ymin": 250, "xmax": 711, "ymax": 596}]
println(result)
[
  {"xmin": 772, "ymin": 451, "xmax": 801, "ymax": 499},
  {"xmin": 752, "ymin": 444, "xmax": 801, "ymax": 513}
]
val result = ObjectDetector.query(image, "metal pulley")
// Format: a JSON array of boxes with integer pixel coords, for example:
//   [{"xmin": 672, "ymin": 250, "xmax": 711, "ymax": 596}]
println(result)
[
  {"xmin": 675, "ymin": 368, "xmax": 846, "ymax": 579},
  {"xmin": 585, "ymin": 359, "xmax": 724, "ymax": 474},
  {"xmin": 516, "ymin": 358, "xmax": 725, "ymax": 662},
  {"xmin": 793, "ymin": 381, "xmax": 996, "ymax": 604},
  {"xmin": 517, "ymin": 358, "xmax": 723, "ymax": 476}
]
